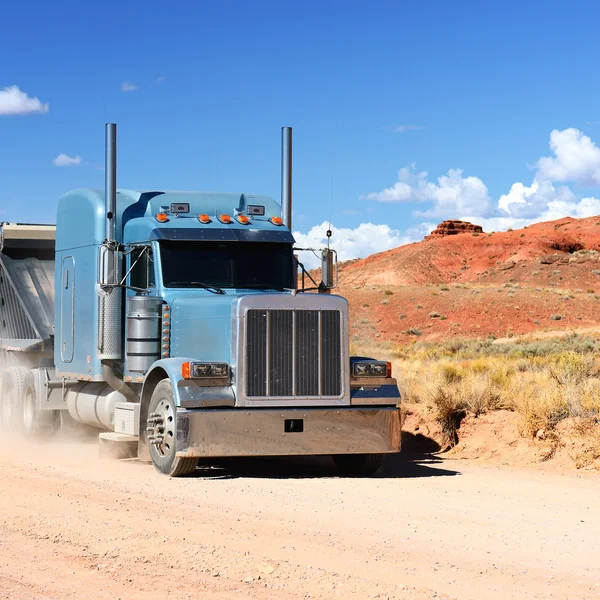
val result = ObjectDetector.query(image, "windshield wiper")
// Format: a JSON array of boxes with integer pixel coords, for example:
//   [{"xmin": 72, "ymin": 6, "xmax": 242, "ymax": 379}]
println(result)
[{"xmin": 167, "ymin": 281, "xmax": 225, "ymax": 294}]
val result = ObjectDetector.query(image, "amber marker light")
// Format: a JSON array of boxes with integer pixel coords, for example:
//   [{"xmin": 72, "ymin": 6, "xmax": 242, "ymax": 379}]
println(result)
[
  {"xmin": 237, "ymin": 215, "xmax": 250, "ymax": 225},
  {"xmin": 198, "ymin": 214, "xmax": 211, "ymax": 224},
  {"xmin": 219, "ymin": 214, "xmax": 231, "ymax": 224},
  {"xmin": 156, "ymin": 212, "xmax": 169, "ymax": 223},
  {"xmin": 181, "ymin": 361, "xmax": 191, "ymax": 379},
  {"xmin": 387, "ymin": 361, "xmax": 392, "ymax": 378},
  {"xmin": 270, "ymin": 216, "xmax": 283, "ymax": 226}
]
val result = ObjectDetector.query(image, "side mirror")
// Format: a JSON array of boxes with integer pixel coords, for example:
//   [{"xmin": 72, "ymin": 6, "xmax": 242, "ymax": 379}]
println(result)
[
  {"xmin": 319, "ymin": 248, "xmax": 337, "ymax": 292},
  {"xmin": 96, "ymin": 244, "xmax": 121, "ymax": 290}
]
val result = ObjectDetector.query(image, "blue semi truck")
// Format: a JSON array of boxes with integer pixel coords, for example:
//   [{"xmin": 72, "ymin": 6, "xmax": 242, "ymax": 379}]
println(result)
[{"xmin": 0, "ymin": 125, "xmax": 401, "ymax": 476}]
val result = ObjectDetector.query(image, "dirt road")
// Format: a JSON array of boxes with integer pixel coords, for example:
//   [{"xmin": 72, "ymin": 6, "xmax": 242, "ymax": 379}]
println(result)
[{"xmin": 0, "ymin": 439, "xmax": 599, "ymax": 600}]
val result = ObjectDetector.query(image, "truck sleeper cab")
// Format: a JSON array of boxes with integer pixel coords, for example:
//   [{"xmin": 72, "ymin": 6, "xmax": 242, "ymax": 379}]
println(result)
[{"xmin": 0, "ymin": 125, "xmax": 401, "ymax": 477}]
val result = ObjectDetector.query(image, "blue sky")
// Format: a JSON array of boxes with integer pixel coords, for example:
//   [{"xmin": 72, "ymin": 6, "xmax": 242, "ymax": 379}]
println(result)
[{"xmin": 2, "ymin": 0, "xmax": 600, "ymax": 263}]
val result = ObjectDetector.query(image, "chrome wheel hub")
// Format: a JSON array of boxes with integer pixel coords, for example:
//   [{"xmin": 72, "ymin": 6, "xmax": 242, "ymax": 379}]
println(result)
[{"xmin": 147, "ymin": 399, "xmax": 175, "ymax": 457}]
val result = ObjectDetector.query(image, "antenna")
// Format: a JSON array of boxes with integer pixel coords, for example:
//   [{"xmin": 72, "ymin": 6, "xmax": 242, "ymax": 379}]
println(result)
[{"xmin": 327, "ymin": 120, "xmax": 338, "ymax": 249}]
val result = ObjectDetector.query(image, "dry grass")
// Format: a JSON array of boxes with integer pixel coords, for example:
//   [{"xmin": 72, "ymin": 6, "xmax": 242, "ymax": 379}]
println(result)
[{"xmin": 352, "ymin": 334, "xmax": 600, "ymax": 448}]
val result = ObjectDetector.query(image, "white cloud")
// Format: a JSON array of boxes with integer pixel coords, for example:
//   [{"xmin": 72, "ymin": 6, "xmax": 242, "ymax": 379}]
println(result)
[
  {"xmin": 293, "ymin": 221, "xmax": 431, "ymax": 269},
  {"xmin": 364, "ymin": 128, "xmax": 600, "ymax": 234},
  {"xmin": 0, "ymin": 85, "xmax": 49, "ymax": 116},
  {"xmin": 53, "ymin": 154, "xmax": 82, "ymax": 167},
  {"xmin": 394, "ymin": 124, "xmax": 422, "ymax": 133},
  {"xmin": 156, "ymin": 76, "xmax": 166, "ymax": 84},
  {"xmin": 122, "ymin": 81, "xmax": 139, "ymax": 92},
  {"xmin": 537, "ymin": 128, "xmax": 600, "ymax": 186},
  {"xmin": 364, "ymin": 164, "xmax": 492, "ymax": 217}
]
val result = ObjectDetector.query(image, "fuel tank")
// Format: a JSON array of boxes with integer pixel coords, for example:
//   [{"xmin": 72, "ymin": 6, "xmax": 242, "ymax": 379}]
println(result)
[{"xmin": 65, "ymin": 383, "xmax": 128, "ymax": 430}]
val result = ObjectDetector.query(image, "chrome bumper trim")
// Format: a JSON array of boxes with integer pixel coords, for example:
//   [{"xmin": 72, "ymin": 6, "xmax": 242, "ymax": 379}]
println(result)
[
  {"xmin": 177, "ymin": 382, "xmax": 235, "ymax": 409},
  {"xmin": 175, "ymin": 406, "xmax": 401, "ymax": 458}
]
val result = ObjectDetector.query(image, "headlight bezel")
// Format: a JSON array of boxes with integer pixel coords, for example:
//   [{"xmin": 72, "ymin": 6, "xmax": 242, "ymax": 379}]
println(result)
[
  {"xmin": 351, "ymin": 360, "xmax": 391, "ymax": 378},
  {"xmin": 182, "ymin": 361, "xmax": 230, "ymax": 380}
]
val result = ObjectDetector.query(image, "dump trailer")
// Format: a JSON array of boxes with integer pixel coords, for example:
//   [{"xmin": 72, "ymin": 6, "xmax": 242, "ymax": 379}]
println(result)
[{"xmin": 0, "ymin": 124, "xmax": 401, "ymax": 476}]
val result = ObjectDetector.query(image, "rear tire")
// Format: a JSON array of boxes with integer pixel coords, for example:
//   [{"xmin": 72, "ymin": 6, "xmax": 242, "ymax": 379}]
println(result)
[
  {"xmin": 21, "ymin": 371, "xmax": 59, "ymax": 438},
  {"xmin": 147, "ymin": 379, "xmax": 198, "ymax": 477},
  {"xmin": 0, "ymin": 366, "xmax": 27, "ymax": 430},
  {"xmin": 332, "ymin": 453, "xmax": 384, "ymax": 476}
]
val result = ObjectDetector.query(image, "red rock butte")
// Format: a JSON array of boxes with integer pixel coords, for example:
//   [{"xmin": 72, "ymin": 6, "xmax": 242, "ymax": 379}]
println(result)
[{"xmin": 425, "ymin": 220, "xmax": 484, "ymax": 239}]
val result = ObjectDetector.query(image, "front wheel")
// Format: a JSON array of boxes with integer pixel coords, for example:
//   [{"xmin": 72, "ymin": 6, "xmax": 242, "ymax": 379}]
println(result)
[
  {"xmin": 332, "ymin": 453, "xmax": 384, "ymax": 476},
  {"xmin": 147, "ymin": 379, "xmax": 198, "ymax": 477}
]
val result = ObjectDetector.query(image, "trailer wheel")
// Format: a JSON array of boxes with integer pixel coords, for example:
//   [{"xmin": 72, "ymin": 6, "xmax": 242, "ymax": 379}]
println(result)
[
  {"xmin": 147, "ymin": 379, "xmax": 198, "ymax": 477},
  {"xmin": 21, "ymin": 372, "xmax": 58, "ymax": 438},
  {"xmin": 0, "ymin": 366, "xmax": 28, "ymax": 430},
  {"xmin": 332, "ymin": 453, "xmax": 384, "ymax": 476}
]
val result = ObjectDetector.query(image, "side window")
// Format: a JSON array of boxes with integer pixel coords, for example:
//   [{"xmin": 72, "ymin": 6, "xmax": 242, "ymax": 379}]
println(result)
[{"xmin": 130, "ymin": 246, "xmax": 155, "ymax": 289}]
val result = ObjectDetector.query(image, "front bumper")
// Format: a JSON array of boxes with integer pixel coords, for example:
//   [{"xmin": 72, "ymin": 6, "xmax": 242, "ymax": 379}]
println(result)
[{"xmin": 175, "ymin": 406, "xmax": 401, "ymax": 458}]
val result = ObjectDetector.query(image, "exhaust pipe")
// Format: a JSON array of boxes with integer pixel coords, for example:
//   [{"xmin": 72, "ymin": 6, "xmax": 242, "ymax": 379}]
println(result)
[
  {"xmin": 105, "ymin": 123, "xmax": 117, "ymax": 242},
  {"xmin": 97, "ymin": 123, "xmax": 123, "ymax": 362},
  {"xmin": 281, "ymin": 126, "xmax": 292, "ymax": 230}
]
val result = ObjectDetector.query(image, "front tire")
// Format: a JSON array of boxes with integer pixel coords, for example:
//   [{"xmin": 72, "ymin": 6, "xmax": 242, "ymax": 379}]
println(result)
[
  {"xmin": 332, "ymin": 453, "xmax": 384, "ymax": 476},
  {"xmin": 147, "ymin": 379, "xmax": 198, "ymax": 477}
]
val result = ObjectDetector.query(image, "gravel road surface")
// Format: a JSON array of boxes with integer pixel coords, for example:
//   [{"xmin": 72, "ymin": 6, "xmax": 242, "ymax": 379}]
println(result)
[{"xmin": 0, "ymin": 439, "xmax": 599, "ymax": 600}]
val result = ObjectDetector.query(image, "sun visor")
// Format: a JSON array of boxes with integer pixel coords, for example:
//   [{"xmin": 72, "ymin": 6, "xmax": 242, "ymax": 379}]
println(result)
[{"xmin": 150, "ymin": 228, "xmax": 295, "ymax": 243}]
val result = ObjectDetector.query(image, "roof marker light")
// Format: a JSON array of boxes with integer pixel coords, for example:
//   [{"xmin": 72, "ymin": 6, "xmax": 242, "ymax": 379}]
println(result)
[
  {"xmin": 199, "ymin": 214, "xmax": 211, "ymax": 224},
  {"xmin": 237, "ymin": 215, "xmax": 250, "ymax": 225},
  {"xmin": 270, "ymin": 216, "xmax": 283, "ymax": 226},
  {"xmin": 156, "ymin": 212, "xmax": 169, "ymax": 223},
  {"xmin": 219, "ymin": 214, "xmax": 231, "ymax": 224}
]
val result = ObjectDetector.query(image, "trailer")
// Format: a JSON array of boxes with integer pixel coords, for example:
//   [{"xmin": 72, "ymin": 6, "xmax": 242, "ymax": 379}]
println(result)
[{"xmin": 0, "ymin": 125, "xmax": 401, "ymax": 476}]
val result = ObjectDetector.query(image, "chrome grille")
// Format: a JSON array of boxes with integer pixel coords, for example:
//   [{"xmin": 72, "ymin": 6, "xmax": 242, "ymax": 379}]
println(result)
[{"xmin": 246, "ymin": 309, "xmax": 342, "ymax": 398}]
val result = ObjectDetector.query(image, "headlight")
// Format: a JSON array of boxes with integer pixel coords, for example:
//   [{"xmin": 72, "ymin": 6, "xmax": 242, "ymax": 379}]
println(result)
[
  {"xmin": 182, "ymin": 361, "xmax": 230, "ymax": 379},
  {"xmin": 351, "ymin": 360, "xmax": 391, "ymax": 378}
]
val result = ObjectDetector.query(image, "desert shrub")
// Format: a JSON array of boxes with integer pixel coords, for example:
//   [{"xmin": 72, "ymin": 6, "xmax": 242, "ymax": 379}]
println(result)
[
  {"xmin": 440, "ymin": 285, "xmax": 450, "ymax": 291},
  {"xmin": 549, "ymin": 314, "xmax": 563, "ymax": 321},
  {"xmin": 470, "ymin": 357, "xmax": 492, "ymax": 373},
  {"xmin": 461, "ymin": 373, "xmax": 503, "ymax": 416},
  {"xmin": 429, "ymin": 311, "xmax": 441, "ymax": 318},
  {"xmin": 516, "ymin": 358, "xmax": 529, "ymax": 372},
  {"xmin": 423, "ymin": 378, "xmax": 467, "ymax": 446},
  {"xmin": 510, "ymin": 377, "xmax": 569, "ymax": 437},
  {"xmin": 380, "ymin": 299, "xmax": 389, "ymax": 305},
  {"xmin": 440, "ymin": 363, "xmax": 465, "ymax": 383},
  {"xmin": 384, "ymin": 289, "xmax": 394, "ymax": 296},
  {"xmin": 405, "ymin": 327, "xmax": 422, "ymax": 336},
  {"xmin": 489, "ymin": 364, "xmax": 515, "ymax": 388},
  {"xmin": 576, "ymin": 378, "xmax": 600, "ymax": 417},
  {"xmin": 549, "ymin": 352, "xmax": 599, "ymax": 385}
]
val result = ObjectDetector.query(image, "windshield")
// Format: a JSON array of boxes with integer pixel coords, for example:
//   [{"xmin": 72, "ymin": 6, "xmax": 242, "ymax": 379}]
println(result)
[{"xmin": 159, "ymin": 240, "xmax": 294, "ymax": 290}]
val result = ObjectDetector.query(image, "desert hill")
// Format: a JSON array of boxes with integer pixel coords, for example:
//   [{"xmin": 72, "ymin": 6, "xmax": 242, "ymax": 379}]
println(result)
[{"xmin": 330, "ymin": 216, "xmax": 600, "ymax": 343}]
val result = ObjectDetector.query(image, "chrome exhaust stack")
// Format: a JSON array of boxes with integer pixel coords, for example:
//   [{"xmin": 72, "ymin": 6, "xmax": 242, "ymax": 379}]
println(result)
[
  {"xmin": 97, "ymin": 123, "xmax": 123, "ymax": 362},
  {"xmin": 281, "ymin": 126, "xmax": 292, "ymax": 230},
  {"xmin": 105, "ymin": 123, "xmax": 117, "ymax": 242}
]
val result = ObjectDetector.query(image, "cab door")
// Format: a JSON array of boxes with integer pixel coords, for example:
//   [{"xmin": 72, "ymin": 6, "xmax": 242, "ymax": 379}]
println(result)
[{"xmin": 60, "ymin": 256, "xmax": 75, "ymax": 362}]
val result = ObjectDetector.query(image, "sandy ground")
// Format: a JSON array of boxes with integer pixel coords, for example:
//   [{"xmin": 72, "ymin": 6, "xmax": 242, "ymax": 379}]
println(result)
[{"xmin": 0, "ymin": 439, "xmax": 599, "ymax": 600}]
